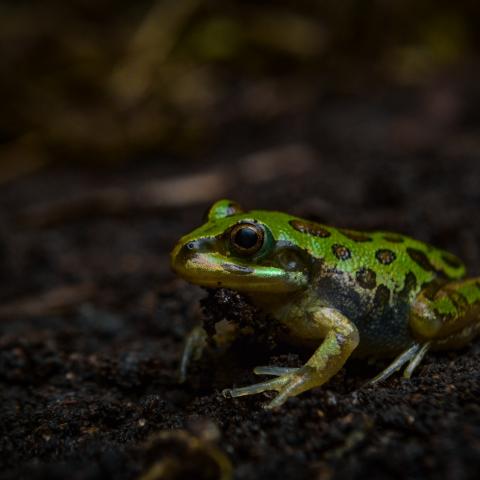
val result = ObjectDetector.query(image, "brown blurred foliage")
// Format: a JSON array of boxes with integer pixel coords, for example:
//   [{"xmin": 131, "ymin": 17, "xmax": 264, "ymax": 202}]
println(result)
[{"xmin": 0, "ymin": 0, "xmax": 479, "ymax": 181}]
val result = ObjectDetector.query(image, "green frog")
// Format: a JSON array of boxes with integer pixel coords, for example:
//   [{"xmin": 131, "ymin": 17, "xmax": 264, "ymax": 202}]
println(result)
[{"xmin": 170, "ymin": 200, "xmax": 480, "ymax": 408}]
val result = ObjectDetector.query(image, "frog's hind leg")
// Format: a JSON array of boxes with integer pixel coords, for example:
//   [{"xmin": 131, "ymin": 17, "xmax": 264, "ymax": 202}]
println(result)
[
  {"xmin": 370, "ymin": 278, "xmax": 480, "ymax": 386},
  {"xmin": 404, "ymin": 277, "xmax": 480, "ymax": 373},
  {"xmin": 410, "ymin": 278, "xmax": 480, "ymax": 346}
]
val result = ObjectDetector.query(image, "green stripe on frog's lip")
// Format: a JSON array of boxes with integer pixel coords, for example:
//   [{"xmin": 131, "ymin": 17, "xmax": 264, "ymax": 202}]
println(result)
[{"xmin": 172, "ymin": 252, "xmax": 307, "ymax": 292}]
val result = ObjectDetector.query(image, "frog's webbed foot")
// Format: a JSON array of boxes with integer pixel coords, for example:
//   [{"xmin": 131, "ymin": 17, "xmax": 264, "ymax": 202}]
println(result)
[
  {"xmin": 222, "ymin": 374, "xmax": 290, "ymax": 400},
  {"xmin": 222, "ymin": 366, "xmax": 298, "ymax": 401},
  {"xmin": 222, "ymin": 366, "xmax": 314, "ymax": 409},
  {"xmin": 366, "ymin": 341, "xmax": 431, "ymax": 386},
  {"xmin": 264, "ymin": 366, "xmax": 319, "ymax": 409},
  {"xmin": 367, "ymin": 275, "xmax": 480, "ymax": 387}
]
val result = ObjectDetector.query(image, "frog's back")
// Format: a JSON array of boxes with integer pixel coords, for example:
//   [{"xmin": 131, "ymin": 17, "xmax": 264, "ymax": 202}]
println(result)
[
  {"xmin": 301, "ymin": 224, "xmax": 466, "ymax": 292},
  {"xmin": 259, "ymin": 212, "xmax": 466, "ymax": 290},
  {"xmin": 284, "ymin": 218, "xmax": 467, "ymax": 355}
]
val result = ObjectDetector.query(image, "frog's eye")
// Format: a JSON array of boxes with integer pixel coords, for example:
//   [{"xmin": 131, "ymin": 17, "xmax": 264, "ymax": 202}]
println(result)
[{"xmin": 229, "ymin": 223, "xmax": 265, "ymax": 256}]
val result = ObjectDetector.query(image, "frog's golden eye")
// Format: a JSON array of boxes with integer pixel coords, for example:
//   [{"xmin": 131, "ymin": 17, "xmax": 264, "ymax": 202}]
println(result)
[{"xmin": 229, "ymin": 223, "xmax": 265, "ymax": 256}]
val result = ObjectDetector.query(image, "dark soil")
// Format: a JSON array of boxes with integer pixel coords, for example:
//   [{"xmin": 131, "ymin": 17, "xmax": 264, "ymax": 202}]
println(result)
[{"xmin": 1, "ymin": 83, "xmax": 480, "ymax": 480}]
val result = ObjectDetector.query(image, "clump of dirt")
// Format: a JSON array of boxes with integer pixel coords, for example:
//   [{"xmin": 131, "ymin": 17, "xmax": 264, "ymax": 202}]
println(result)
[{"xmin": 201, "ymin": 288, "xmax": 288, "ymax": 349}]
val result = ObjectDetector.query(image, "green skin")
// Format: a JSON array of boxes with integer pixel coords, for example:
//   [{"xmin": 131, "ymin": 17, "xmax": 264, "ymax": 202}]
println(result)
[{"xmin": 171, "ymin": 199, "xmax": 480, "ymax": 409}]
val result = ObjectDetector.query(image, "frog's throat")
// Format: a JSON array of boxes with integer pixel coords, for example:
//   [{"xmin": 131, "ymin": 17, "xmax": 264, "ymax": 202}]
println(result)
[{"xmin": 173, "ymin": 252, "xmax": 308, "ymax": 293}]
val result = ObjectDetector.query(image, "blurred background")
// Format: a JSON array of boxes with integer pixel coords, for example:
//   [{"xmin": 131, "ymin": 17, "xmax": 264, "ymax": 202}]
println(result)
[{"xmin": 1, "ymin": 0, "xmax": 480, "ymax": 179}]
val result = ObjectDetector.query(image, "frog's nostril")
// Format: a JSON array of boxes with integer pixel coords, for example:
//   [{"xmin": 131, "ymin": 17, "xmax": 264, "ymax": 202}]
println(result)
[{"xmin": 186, "ymin": 242, "xmax": 196, "ymax": 250}]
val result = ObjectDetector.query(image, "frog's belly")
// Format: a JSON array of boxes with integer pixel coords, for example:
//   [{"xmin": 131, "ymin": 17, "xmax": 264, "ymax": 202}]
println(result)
[
  {"xmin": 316, "ymin": 277, "xmax": 414, "ymax": 357},
  {"xmin": 351, "ymin": 302, "xmax": 413, "ymax": 357}
]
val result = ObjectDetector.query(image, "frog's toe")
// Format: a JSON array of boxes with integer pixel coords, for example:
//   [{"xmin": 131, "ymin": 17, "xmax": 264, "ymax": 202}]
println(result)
[
  {"xmin": 222, "ymin": 374, "xmax": 292, "ymax": 399},
  {"xmin": 366, "ymin": 342, "xmax": 432, "ymax": 386},
  {"xmin": 403, "ymin": 341, "xmax": 431, "ymax": 378},
  {"xmin": 265, "ymin": 367, "xmax": 316, "ymax": 409},
  {"xmin": 253, "ymin": 366, "xmax": 299, "ymax": 377},
  {"xmin": 366, "ymin": 344, "xmax": 419, "ymax": 386}
]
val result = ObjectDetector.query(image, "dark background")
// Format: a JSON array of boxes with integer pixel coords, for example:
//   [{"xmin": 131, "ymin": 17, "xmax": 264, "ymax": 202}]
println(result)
[{"xmin": 0, "ymin": 1, "xmax": 479, "ymax": 479}]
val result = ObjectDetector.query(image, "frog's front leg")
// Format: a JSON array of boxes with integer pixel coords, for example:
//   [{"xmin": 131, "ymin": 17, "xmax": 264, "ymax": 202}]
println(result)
[
  {"xmin": 179, "ymin": 325, "xmax": 208, "ymax": 383},
  {"xmin": 180, "ymin": 319, "xmax": 241, "ymax": 382},
  {"xmin": 223, "ymin": 307, "xmax": 359, "ymax": 409}
]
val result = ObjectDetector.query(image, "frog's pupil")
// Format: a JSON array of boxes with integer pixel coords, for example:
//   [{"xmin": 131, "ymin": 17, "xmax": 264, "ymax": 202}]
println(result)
[{"xmin": 234, "ymin": 227, "xmax": 258, "ymax": 249}]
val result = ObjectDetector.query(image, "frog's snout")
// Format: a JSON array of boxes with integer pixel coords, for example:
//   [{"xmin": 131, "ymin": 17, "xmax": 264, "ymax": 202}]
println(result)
[
  {"xmin": 170, "ymin": 240, "xmax": 199, "ymax": 274},
  {"xmin": 170, "ymin": 238, "xmax": 222, "ymax": 278}
]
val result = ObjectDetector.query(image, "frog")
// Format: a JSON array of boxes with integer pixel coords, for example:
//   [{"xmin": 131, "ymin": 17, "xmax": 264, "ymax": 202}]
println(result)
[{"xmin": 170, "ymin": 199, "xmax": 480, "ymax": 409}]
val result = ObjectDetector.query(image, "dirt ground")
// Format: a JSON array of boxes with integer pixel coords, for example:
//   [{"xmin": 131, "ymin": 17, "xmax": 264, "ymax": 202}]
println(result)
[{"xmin": 1, "ymin": 82, "xmax": 480, "ymax": 480}]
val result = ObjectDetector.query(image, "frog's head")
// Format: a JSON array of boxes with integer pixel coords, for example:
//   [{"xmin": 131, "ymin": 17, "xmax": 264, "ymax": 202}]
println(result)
[{"xmin": 171, "ymin": 200, "xmax": 310, "ymax": 293}]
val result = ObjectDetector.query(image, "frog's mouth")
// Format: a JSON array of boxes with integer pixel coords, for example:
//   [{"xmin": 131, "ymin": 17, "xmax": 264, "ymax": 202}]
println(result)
[{"xmin": 171, "ymin": 249, "xmax": 307, "ymax": 293}]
